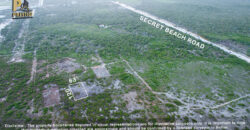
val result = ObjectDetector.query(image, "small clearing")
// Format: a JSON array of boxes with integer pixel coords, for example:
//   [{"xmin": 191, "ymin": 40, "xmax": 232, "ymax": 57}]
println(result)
[
  {"xmin": 43, "ymin": 86, "xmax": 60, "ymax": 107},
  {"xmin": 91, "ymin": 64, "xmax": 111, "ymax": 78},
  {"xmin": 47, "ymin": 58, "xmax": 81, "ymax": 74},
  {"xmin": 69, "ymin": 82, "xmax": 88, "ymax": 101},
  {"xmin": 123, "ymin": 91, "xmax": 144, "ymax": 112}
]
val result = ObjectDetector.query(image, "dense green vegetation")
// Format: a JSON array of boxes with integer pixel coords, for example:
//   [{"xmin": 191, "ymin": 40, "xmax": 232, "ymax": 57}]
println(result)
[
  {"xmin": 120, "ymin": 0, "xmax": 250, "ymax": 56},
  {"xmin": 0, "ymin": 0, "xmax": 249, "ymax": 129}
]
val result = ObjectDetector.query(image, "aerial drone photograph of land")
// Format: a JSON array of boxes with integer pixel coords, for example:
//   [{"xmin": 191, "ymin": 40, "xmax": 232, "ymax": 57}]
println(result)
[{"xmin": 0, "ymin": 0, "xmax": 249, "ymax": 129}]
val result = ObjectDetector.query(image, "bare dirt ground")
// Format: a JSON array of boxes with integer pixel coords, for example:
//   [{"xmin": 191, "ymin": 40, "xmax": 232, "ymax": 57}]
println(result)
[
  {"xmin": 43, "ymin": 86, "xmax": 61, "ymax": 107},
  {"xmin": 71, "ymin": 81, "xmax": 105, "ymax": 99},
  {"xmin": 69, "ymin": 82, "xmax": 88, "ymax": 101},
  {"xmin": 51, "ymin": 58, "xmax": 81, "ymax": 74},
  {"xmin": 91, "ymin": 51, "xmax": 111, "ymax": 78},
  {"xmin": 27, "ymin": 49, "xmax": 37, "ymax": 84},
  {"xmin": 91, "ymin": 64, "xmax": 111, "ymax": 78},
  {"xmin": 113, "ymin": 79, "xmax": 122, "ymax": 89},
  {"xmin": 123, "ymin": 91, "xmax": 144, "ymax": 112},
  {"xmin": 38, "ymin": 58, "xmax": 81, "ymax": 75}
]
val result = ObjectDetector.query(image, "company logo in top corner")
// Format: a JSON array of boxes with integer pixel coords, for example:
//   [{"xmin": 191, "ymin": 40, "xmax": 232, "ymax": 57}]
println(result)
[{"xmin": 12, "ymin": 0, "xmax": 34, "ymax": 19}]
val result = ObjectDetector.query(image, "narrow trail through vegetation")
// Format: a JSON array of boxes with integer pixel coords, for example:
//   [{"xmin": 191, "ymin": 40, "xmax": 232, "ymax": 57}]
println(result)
[{"xmin": 27, "ymin": 49, "xmax": 37, "ymax": 84}]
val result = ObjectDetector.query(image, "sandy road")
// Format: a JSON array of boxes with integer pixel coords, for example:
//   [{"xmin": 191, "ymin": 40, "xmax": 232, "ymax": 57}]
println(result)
[
  {"xmin": 112, "ymin": 1, "xmax": 250, "ymax": 63},
  {"xmin": 27, "ymin": 49, "xmax": 37, "ymax": 84},
  {"xmin": 120, "ymin": 57, "xmax": 181, "ymax": 108},
  {"xmin": 121, "ymin": 58, "xmax": 152, "ymax": 91},
  {"xmin": 212, "ymin": 94, "xmax": 250, "ymax": 109},
  {"xmin": 9, "ymin": 19, "xmax": 30, "ymax": 63}
]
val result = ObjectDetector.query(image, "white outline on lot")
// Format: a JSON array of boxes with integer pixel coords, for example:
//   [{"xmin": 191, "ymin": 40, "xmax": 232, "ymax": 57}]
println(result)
[
  {"xmin": 68, "ymin": 82, "xmax": 88, "ymax": 101},
  {"xmin": 112, "ymin": 1, "xmax": 250, "ymax": 64},
  {"xmin": 79, "ymin": 82, "xmax": 89, "ymax": 99}
]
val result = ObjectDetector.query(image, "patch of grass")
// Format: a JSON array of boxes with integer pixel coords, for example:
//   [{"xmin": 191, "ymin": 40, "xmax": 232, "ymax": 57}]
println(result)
[
  {"xmin": 119, "ymin": 73, "xmax": 138, "ymax": 85},
  {"xmin": 173, "ymin": 100, "xmax": 183, "ymax": 106},
  {"xmin": 73, "ymin": 69, "xmax": 83, "ymax": 74}
]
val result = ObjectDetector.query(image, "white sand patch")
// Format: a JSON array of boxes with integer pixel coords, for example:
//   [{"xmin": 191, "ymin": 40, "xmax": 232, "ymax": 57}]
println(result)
[
  {"xmin": 82, "ymin": 82, "xmax": 104, "ymax": 95},
  {"xmin": 69, "ymin": 82, "xmax": 88, "ymax": 101},
  {"xmin": 0, "ymin": 96, "xmax": 6, "ymax": 102},
  {"xmin": 113, "ymin": 79, "xmax": 121, "ymax": 89},
  {"xmin": 123, "ymin": 91, "xmax": 144, "ymax": 112},
  {"xmin": 51, "ymin": 58, "xmax": 81, "ymax": 74},
  {"xmin": 91, "ymin": 64, "xmax": 111, "ymax": 78},
  {"xmin": 27, "ymin": 49, "xmax": 37, "ymax": 84}
]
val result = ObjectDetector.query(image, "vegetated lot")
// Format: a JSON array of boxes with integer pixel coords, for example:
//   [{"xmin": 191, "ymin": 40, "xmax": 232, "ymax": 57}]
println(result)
[
  {"xmin": 123, "ymin": 91, "xmax": 144, "ymax": 112},
  {"xmin": 0, "ymin": 0, "xmax": 249, "ymax": 129},
  {"xmin": 125, "ymin": 0, "xmax": 250, "ymax": 56},
  {"xmin": 69, "ymin": 83, "xmax": 88, "ymax": 101},
  {"xmin": 43, "ymin": 87, "xmax": 61, "ymax": 107}
]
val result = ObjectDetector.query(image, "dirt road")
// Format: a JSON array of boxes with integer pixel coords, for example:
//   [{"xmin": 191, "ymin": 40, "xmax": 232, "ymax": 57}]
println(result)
[{"xmin": 27, "ymin": 49, "xmax": 37, "ymax": 84}]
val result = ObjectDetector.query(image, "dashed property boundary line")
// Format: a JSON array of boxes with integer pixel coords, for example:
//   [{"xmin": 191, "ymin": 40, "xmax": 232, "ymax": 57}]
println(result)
[{"xmin": 68, "ymin": 82, "xmax": 89, "ymax": 102}]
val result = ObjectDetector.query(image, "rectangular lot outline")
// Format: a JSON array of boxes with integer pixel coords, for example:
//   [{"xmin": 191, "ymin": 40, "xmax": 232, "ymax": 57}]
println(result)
[{"xmin": 68, "ymin": 82, "xmax": 88, "ymax": 101}]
